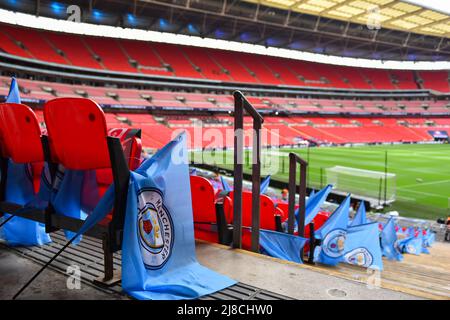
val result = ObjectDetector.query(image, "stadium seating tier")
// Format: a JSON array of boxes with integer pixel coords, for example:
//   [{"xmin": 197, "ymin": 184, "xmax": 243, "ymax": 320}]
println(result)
[{"xmin": 0, "ymin": 24, "xmax": 448, "ymax": 92}]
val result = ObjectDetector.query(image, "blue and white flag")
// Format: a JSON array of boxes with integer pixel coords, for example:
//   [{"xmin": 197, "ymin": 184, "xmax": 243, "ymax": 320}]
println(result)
[
  {"xmin": 259, "ymin": 229, "xmax": 308, "ymax": 264},
  {"xmin": 220, "ymin": 175, "xmax": 231, "ymax": 192},
  {"xmin": 1, "ymin": 77, "xmax": 51, "ymax": 246},
  {"xmin": 260, "ymin": 175, "xmax": 271, "ymax": 194},
  {"xmin": 313, "ymin": 194, "xmax": 350, "ymax": 266},
  {"xmin": 122, "ymin": 133, "xmax": 236, "ymax": 300},
  {"xmin": 380, "ymin": 218, "xmax": 403, "ymax": 261},
  {"xmin": 342, "ymin": 222, "xmax": 383, "ymax": 270},
  {"xmin": 398, "ymin": 235, "xmax": 422, "ymax": 256},
  {"xmin": 349, "ymin": 201, "xmax": 366, "ymax": 227}
]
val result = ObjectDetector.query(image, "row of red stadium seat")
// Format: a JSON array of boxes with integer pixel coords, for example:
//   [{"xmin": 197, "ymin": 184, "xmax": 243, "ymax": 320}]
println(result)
[
  {"xmin": 0, "ymin": 99, "xmax": 143, "ymax": 224},
  {"xmin": 0, "ymin": 76, "xmax": 448, "ymax": 114},
  {"xmin": 24, "ymin": 110, "xmax": 450, "ymax": 149},
  {"xmin": 1, "ymin": 24, "xmax": 448, "ymax": 92},
  {"xmin": 190, "ymin": 175, "xmax": 332, "ymax": 249}
]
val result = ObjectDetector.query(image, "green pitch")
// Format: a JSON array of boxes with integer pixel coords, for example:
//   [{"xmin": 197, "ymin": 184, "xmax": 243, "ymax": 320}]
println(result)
[{"xmin": 192, "ymin": 144, "xmax": 450, "ymax": 221}]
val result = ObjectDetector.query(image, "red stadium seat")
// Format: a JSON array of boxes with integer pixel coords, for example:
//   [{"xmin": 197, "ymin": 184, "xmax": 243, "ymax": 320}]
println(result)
[
  {"xmin": 44, "ymin": 98, "xmax": 110, "ymax": 169},
  {"xmin": 43, "ymin": 98, "xmax": 139, "ymax": 232},
  {"xmin": 225, "ymin": 191, "xmax": 281, "ymax": 250},
  {"xmin": 0, "ymin": 103, "xmax": 44, "ymax": 164},
  {"xmin": 96, "ymin": 128, "xmax": 143, "ymax": 197},
  {"xmin": 190, "ymin": 175, "xmax": 231, "ymax": 244},
  {"xmin": 0, "ymin": 103, "xmax": 45, "ymax": 193}
]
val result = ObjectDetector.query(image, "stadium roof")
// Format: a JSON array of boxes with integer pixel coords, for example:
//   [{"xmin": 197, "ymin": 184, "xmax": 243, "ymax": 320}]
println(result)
[
  {"xmin": 244, "ymin": 0, "xmax": 450, "ymax": 37},
  {"xmin": 1, "ymin": 0, "xmax": 449, "ymax": 61}
]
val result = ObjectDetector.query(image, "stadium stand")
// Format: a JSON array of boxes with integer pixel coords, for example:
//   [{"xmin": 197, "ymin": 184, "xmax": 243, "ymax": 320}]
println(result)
[
  {"xmin": 1, "ymin": 24, "xmax": 448, "ymax": 92},
  {"xmin": 0, "ymin": 75, "xmax": 448, "ymax": 149}
]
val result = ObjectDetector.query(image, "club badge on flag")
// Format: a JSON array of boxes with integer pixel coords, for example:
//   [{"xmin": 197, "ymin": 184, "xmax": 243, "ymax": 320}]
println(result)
[
  {"xmin": 313, "ymin": 194, "xmax": 350, "ymax": 266},
  {"xmin": 342, "ymin": 222, "xmax": 383, "ymax": 270},
  {"xmin": 121, "ymin": 132, "xmax": 236, "ymax": 300}
]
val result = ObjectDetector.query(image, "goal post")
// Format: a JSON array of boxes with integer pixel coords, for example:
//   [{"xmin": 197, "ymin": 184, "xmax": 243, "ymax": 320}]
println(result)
[{"xmin": 325, "ymin": 166, "xmax": 396, "ymax": 204}]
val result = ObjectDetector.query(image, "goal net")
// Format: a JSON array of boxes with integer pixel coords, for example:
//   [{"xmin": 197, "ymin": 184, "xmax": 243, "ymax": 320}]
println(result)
[{"xmin": 325, "ymin": 166, "xmax": 396, "ymax": 204}]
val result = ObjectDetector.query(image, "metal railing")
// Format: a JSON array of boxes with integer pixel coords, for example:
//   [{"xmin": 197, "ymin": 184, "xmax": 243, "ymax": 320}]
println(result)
[
  {"xmin": 287, "ymin": 153, "xmax": 308, "ymax": 237},
  {"xmin": 232, "ymin": 91, "xmax": 264, "ymax": 252}
]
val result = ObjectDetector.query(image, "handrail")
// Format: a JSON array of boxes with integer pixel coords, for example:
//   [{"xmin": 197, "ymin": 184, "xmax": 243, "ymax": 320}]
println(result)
[
  {"xmin": 287, "ymin": 153, "xmax": 308, "ymax": 236},
  {"xmin": 232, "ymin": 91, "xmax": 264, "ymax": 252}
]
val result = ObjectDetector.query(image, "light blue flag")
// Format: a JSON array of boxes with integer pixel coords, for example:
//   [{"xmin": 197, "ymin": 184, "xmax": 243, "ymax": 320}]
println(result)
[
  {"xmin": 349, "ymin": 201, "xmax": 366, "ymax": 227},
  {"xmin": 288, "ymin": 185, "xmax": 332, "ymax": 233},
  {"xmin": 416, "ymin": 229, "xmax": 430, "ymax": 254},
  {"xmin": 259, "ymin": 229, "xmax": 308, "ymax": 264},
  {"xmin": 122, "ymin": 133, "xmax": 236, "ymax": 300},
  {"xmin": 398, "ymin": 235, "xmax": 422, "ymax": 256},
  {"xmin": 5, "ymin": 77, "xmax": 21, "ymax": 103},
  {"xmin": 260, "ymin": 175, "xmax": 271, "ymax": 194},
  {"xmin": 220, "ymin": 175, "xmax": 231, "ymax": 192},
  {"xmin": 301, "ymin": 184, "xmax": 333, "ymax": 226},
  {"xmin": 380, "ymin": 218, "xmax": 403, "ymax": 261},
  {"xmin": 307, "ymin": 189, "xmax": 315, "ymax": 204},
  {"xmin": 1, "ymin": 161, "xmax": 52, "ymax": 246},
  {"xmin": 50, "ymin": 168, "xmax": 100, "ymax": 244},
  {"xmin": 313, "ymin": 194, "xmax": 350, "ymax": 266},
  {"xmin": 342, "ymin": 222, "xmax": 383, "ymax": 270},
  {"xmin": 423, "ymin": 230, "xmax": 435, "ymax": 247}
]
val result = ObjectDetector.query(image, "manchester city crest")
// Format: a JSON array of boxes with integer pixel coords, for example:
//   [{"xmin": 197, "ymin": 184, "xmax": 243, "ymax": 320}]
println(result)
[
  {"xmin": 137, "ymin": 188, "xmax": 174, "ymax": 270},
  {"xmin": 322, "ymin": 229, "xmax": 346, "ymax": 258},
  {"xmin": 406, "ymin": 244, "xmax": 416, "ymax": 254},
  {"xmin": 343, "ymin": 248, "xmax": 373, "ymax": 267}
]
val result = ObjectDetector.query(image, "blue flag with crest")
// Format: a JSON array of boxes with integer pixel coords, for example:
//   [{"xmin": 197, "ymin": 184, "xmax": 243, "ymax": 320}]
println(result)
[
  {"xmin": 349, "ymin": 201, "xmax": 366, "ymax": 227},
  {"xmin": 259, "ymin": 229, "xmax": 308, "ymax": 264},
  {"xmin": 341, "ymin": 222, "xmax": 383, "ymax": 270},
  {"xmin": 380, "ymin": 218, "xmax": 403, "ymax": 261},
  {"xmin": 0, "ymin": 77, "xmax": 51, "ymax": 246},
  {"xmin": 398, "ymin": 235, "xmax": 422, "ymax": 256},
  {"xmin": 121, "ymin": 133, "xmax": 236, "ymax": 300},
  {"xmin": 313, "ymin": 194, "xmax": 350, "ymax": 266}
]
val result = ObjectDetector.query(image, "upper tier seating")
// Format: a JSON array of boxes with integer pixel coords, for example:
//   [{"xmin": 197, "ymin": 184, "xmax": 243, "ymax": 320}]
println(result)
[
  {"xmin": 1, "ymin": 76, "xmax": 448, "ymax": 115},
  {"xmin": 1, "ymin": 24, "xmax": 448, "ymax": 92}
]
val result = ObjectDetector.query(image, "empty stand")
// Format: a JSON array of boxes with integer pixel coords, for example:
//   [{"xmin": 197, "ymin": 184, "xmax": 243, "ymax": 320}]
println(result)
[{"xmin": 1, "ymin": 24, "xmax": 448, "ymax": 92}]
